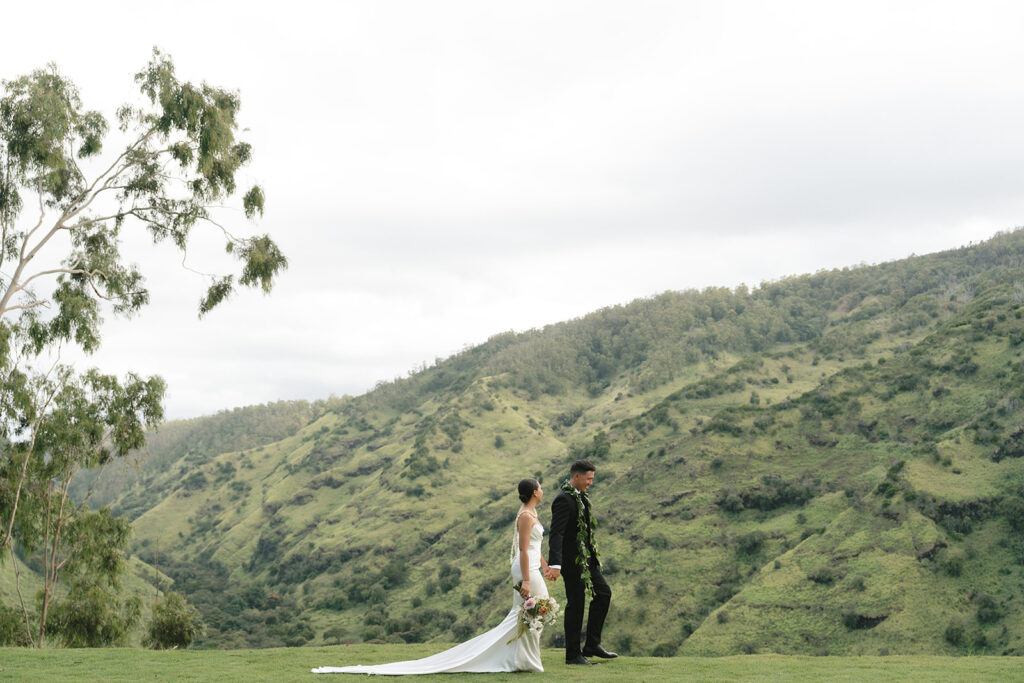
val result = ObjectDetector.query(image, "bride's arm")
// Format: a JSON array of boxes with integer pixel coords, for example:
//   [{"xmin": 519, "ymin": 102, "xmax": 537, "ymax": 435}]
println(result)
[{"xmin": 517, "ymin": 513, "xmax": 533, "ymax": 596}]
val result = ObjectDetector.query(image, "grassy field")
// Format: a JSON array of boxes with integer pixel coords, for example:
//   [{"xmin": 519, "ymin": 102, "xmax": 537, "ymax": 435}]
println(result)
[{"xmin": 1, "ymin": 645, "xmax": 1023, "ymax": 681}]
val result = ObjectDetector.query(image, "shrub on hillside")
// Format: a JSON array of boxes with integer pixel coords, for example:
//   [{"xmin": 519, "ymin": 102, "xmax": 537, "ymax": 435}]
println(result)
[
  {"xmin": 724, "ymin": 474, "xmax": 818, "ymax": 511},
  {"xmin": 181, "ymin": 471, "xmax": 208, "ymax": 494},
  {"xmin": 992, "ymin": 426, "xmax": 1024, "ymax": 462},
  {"xmin": 1001, "ymin": 495, "xmax": 1024, "ymax": 531},
  {"xmin": 704, "ymin": 417, "xmax": 743, "ymax": 436},
  {"xmin": 944, "ymin": 618, "xmax": 966, "ymax": 647},
  {"xmin": 0, "ymin": 603, "xmax": 31, "ymax": 646},
  {"xmin": 437, "ymin": 563, "xmax": 462, "ymax": 593},
  {"xmin": 144, "ymin": 592, "xmax": 205, "ymax": 649},
  {"xmin": 362, "ymin": 625, "xmax": 384, "ymax": 641},
  {"xmin": 807, "ymin": 566, "xmax": 838, "ymax": 585},
  {"xmin": 552, "ymin": 408, "xmax": 582, "ymax": 429},
  {"xmin": 940, "ymin": 513, "xmax": 974, "ymax": 535},
  {"xmin": 942, "ymin": 553, "xmax": 965, "ymax": 577},
  {"xmin": 384, "ymin": 616, "xmax": 424, "ymax": 643},
  {"xmin": 715, "ymin": 487, "xmax": 744, "ymax": 512},
  {"xmin": 875, "ymin": 480, "xmax": 900, "ymax": 498},
  {"xmin": 323, "ymin": 625, "xmax": 347, "ymax": 644},
  {"xmin": 282, "ymin": 621, "xmax": 315, "ymax": 646},
  {"xmin": 452, "ymin": 621, "xmax": 475, "ymax": 640},
  {"xmin": 736, "ymin": 531, "xmax": 767, "ymax": 556},
  {"xmin": 50, "ymin": 578, "xmax": 141, "ymax": 648},
  {"xmin": 571, "ymin": 430, "xmax": 611, "ymax": 460},
  {"xmin": 402, "ymin": 440, "xmax": 441, "ymax": 479},
  {"xmin": 842, "ymin": 607, "xmax": 888, "ymax": 630},
  {"xmin": 975, "ymin": 593, "xmax": 1002, "ymax": 624}
]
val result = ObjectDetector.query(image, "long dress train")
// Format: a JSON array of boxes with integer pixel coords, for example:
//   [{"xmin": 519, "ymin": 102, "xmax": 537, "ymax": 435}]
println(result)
[{"xmin": 312, "ymin": 519, "xmax": 548, "ymax": 674}]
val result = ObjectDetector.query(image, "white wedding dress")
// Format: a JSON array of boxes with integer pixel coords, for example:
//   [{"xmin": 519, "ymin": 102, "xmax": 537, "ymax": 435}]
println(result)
[{"xmin": 312, "ymin": 518, "xmax": 548, "ymax": 675}]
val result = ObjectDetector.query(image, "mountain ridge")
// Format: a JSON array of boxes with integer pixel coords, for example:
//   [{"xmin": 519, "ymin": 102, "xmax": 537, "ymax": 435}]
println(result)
[{"xmin": 60, "ymin": 229, "xmax": 1024, "ymax": 654}]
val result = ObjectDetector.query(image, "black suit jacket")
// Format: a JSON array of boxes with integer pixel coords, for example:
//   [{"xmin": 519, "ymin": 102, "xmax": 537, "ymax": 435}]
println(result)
[{"xmin": 548, "ymin": 489, "xmax": 595, "ymax": 569}]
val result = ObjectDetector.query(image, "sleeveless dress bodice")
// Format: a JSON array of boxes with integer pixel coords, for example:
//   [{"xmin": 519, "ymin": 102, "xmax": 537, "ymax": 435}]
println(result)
[{"xmin": 511, "ymin": 521, "xmax": 544, "ymax": 571}]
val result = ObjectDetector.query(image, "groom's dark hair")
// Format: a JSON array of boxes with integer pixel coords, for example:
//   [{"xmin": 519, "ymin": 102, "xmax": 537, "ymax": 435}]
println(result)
[{"xmin": 570, "ymin": 459, "xmax": 596, "ymax": 475}]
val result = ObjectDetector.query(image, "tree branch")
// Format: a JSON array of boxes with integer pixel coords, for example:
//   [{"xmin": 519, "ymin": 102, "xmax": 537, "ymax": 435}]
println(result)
[
  {"xmin": 204, "ymin": 215, "xmax": 243, "ymax": 244},
  {"xmin": 72, "ymin": 458, "xmax": 110, "ymax": 516},
  {"xmin": 180, "ymin": 250, "xmax": 217, "ymax": 280},
  {"xmin": 62, "ymin": 126, "xmax": 157, "ymax": 225},
  {"xmin": 1, "ymin": 300, "xmax": 48, "ymax": 313},
  {"xmin": 7, "ymin": 544, "xmax": 36, "ymax": 648},
  {"xmin": 14, "ymin": 185, "xmax": 49, "ymax": 272},
  {"xmin": 1, "ymin": 157, "xmax": 12, "ymax": 262},
  {"xmin": 14, "ymin": 267, "xmax": 106, "ymax": 295},
  {"xmin": 1, "ymin": 360, "xmax": 64, "ymax": 555}
]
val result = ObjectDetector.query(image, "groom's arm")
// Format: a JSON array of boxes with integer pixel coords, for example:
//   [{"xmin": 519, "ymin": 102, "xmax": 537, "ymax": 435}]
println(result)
[{"xmin": 548, "ymin": 493, "xmax": 570, "ymax": 568}]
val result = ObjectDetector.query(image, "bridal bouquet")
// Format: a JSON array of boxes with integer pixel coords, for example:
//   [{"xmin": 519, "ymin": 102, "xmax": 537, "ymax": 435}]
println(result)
[{"xmin": 508, "ymin": 582, "xmax": 560, "ymax": 643}]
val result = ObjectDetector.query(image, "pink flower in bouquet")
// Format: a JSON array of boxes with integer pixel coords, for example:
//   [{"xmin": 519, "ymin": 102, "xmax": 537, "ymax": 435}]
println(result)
[{"xmin": 524, "ymin": 598, "xmax": 537, "ymax": 610}]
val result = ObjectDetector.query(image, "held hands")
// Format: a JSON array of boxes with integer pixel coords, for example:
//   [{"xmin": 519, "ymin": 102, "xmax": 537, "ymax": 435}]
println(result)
[{"xmin": 544, "ymin": 567, "xmax": 560, "ymax": 581}]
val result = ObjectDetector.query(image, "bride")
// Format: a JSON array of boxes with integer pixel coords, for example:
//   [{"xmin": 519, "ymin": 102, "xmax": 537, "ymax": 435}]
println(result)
[{"xmin": 312, "ymin": 478, "xmax": 556, "ymax": 674}]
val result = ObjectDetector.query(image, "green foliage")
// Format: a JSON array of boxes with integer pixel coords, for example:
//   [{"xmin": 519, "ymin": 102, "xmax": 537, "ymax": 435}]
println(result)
[
  {"xmin": 571, "ymin": 430, "xmax": 611, "ymax": 461},
  {"xmin": 974, "ymin": 593, "xmax": 1002, "ymax": 625},
  {"xmin": 704, "ymin": 417, "xmax": 744, "ymax": 436},
  {"xmin": 144, "ymin": 591, "xmax": 204, "ymax": 649},
  {"xmin": 0, "ymin": 367, "xmax": 161, "ymax": 645},
  {"xmin": 944, "ymin": 618, "xmax": 967, "ymax": 647},
  {"xmin": 437, "ymin": 563, "xmax": 461, "ymax": 594},
  {"xmin": 0, "ymin": 51, "xmax": 284, "ymax": 648},
  {"xmin": 0, "ymin": 602, "xmax": 31, "ymax": 646},
  {"xmin": 942, "ymin": 554, "xmax": 964, "ymax": 577},
  {"xmin": 992, "ymin": 425, "xmax": 1024, "ymax": 462},
  {"xmin": 717, "ymin": 475, "xmax": 818, "ymax": 513},
  {"xmin": 1001, "ymin": 495, "xmax": 1024, "ymax": 531},
  {"xmin": 842, "ymin": 608, "xmax": 887, "ymax": 630},
  {"xmin": 806, "ymin": 566, "xmax": 838, "ymax": 585},
  {"xmin": 552, "ymin": 408, "xmax": 582, "ymax": 429},
  {"xmin": 735, "ymin": 531, "xmax": 767, "ymax": 556},
  {"xmin": 1, "ymin": 52, "xmax": 285, "ymax": 325},
  {"xmin": 47, "ymin": 577, "xmax": 141, "ymax": 647},
  {"xmin": 72, "ymin": 401, "xmax": 317, "ymax": 512},
  {"xmin": 402, "ymin": 434, "xmax": 440, "ymax": 478}
]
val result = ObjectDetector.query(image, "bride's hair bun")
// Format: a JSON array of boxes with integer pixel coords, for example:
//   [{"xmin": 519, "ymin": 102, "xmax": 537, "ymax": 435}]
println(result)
[{"xmin": 517, "ymin": 478, "xmax": 539, "ymax": 503}]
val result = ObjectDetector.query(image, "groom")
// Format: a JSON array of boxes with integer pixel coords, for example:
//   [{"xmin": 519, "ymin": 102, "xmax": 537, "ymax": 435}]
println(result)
[{"xmin": 547, "ymin": 459, "xmax": 616, "ymax": 665}]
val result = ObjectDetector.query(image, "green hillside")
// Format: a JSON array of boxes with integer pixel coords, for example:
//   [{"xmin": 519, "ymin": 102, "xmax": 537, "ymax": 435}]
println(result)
[
  {"xmin": 70, "ymin": 230, "xmax": 1024, "ymax": 654},
  {"xmin": 70, "ymin": 400, "xmax": 320, "ymax": 513}
]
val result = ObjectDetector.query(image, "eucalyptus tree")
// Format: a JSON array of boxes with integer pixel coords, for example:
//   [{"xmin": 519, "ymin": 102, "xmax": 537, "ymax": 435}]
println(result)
[{"xmin": 0, "ymin": 49, "xmax": 286, "ymax": 645}]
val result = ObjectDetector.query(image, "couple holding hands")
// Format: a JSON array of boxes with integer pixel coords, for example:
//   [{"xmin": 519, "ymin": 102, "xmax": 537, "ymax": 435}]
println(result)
[{"xmin": 313, "ymin": 459, "xmax": 616, "ymax": 674}]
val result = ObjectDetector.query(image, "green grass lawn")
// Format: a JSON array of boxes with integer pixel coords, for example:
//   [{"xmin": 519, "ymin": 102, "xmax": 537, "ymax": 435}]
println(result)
[{"xmin": 1, "ymin": 645, "xmax": 1023, "ymax": 681}]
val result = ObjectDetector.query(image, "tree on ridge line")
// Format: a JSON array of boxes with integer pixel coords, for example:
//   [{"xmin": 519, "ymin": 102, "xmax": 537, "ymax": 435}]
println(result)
[{"xmin": 0, "ymin": 48, "xmax": 286, "ymax": 646}]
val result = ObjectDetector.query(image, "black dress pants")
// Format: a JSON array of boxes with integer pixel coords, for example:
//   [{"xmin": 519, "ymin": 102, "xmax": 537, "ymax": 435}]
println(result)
[{"xmin": 562, "ymin": 559, "xmax": 611, "ymax": 659}]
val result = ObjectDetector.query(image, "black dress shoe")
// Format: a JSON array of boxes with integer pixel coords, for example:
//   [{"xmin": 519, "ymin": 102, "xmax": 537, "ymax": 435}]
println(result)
[
  {"xmin": 582, "ymin": 645, "xmax": 619, "ymax": 659},
  {"xmin": 565, "ymin": 655, "xmax": 594, "ymax": 665}
]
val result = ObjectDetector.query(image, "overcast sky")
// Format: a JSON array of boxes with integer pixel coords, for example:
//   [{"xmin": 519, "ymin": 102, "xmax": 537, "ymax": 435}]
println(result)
[{"xmin": 4, "ymin": 1, "xmax": 1024, "ymax": 419}]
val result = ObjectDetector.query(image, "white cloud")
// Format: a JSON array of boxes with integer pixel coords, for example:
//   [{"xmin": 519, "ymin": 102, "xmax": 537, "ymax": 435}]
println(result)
[{"xmin": 4, "ymin": 1, "xmax": 1024, "ymax": 418}]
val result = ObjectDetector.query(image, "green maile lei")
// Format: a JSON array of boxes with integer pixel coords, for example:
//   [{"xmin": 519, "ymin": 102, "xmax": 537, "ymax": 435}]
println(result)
[{"xmin": 561, "ymin": 479, "xmax": 601, "ymax": 596}]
